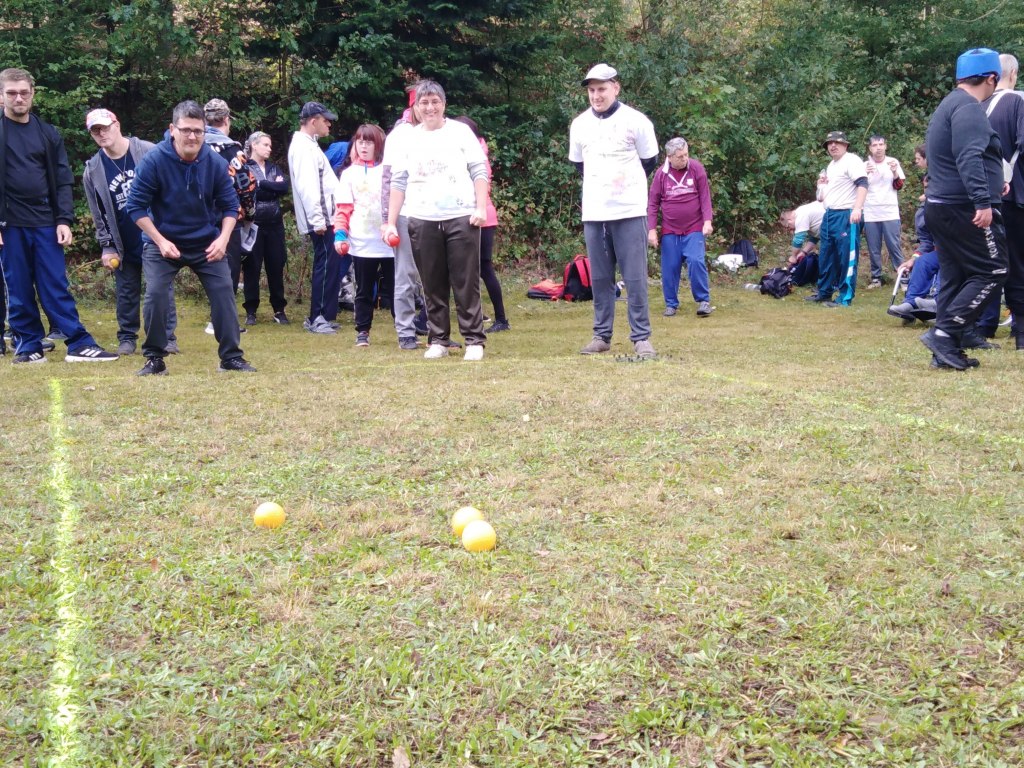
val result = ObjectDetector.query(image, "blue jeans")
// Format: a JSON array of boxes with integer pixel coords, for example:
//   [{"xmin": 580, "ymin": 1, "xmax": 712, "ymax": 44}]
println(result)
[
  {"xmin": 906, "ymin": 250, "xmax": 940, "ymax": 305},
  {"xmin": 660, "ymin": 232, "xmax": 710, "ymax": 306},
  {"xmin": 863, "ymin": 219, "xmax": 903, "ymax": 280},
  {"xmin": 308, "ymin": 228, "xmax": 344, "ymax": 323},
  {"xmin": 0, "ymin": 225, "xmax": 97, "ymax": 355},
  {"xmin": 584, "ymin": 216, "xmax": 651, "ymax": 343}
]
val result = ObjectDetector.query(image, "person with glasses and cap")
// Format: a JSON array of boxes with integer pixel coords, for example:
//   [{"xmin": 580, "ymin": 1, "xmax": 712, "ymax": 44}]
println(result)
[
  {"xmin": 288, "ymin": 100, "xmax": 342, "ymax": 334},
  {"xmin": 82, "ymin": 107, "xmax": 179, "ymax": 357},
  {"xmin": 807, "ymin": 131, "xmax": 868, "ymax": 307},
  {"xmin": 126, "ymin": 99, "xmax": 254, "ymax": 375},
  {"xmin": 920, "ymin": 47, "xmax": 1009, "ymax": 370},
  {"xmin": 0, "ymin": 67, "xmax": 117, "ymax": 364}
]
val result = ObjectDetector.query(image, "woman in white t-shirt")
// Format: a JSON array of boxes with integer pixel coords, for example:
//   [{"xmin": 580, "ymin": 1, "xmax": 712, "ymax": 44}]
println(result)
[{"xmin": 384, "ymin": 81, "xmax": 490, "ymax": 361}]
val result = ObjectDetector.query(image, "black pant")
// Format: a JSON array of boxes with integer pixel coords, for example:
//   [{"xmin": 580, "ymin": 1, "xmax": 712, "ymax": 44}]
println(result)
[
  {"xmin": 308, "ymin": 228, "xmax": 342, "ymax": 323},
  {"xmin": 242, "ymin": 219, "xmax": 288, "ymax": 314},
  {"xmin": 352, "ymin": 256, "xmax": 395, "ymax": 332},
  {"xmin": 479, "ymin": 225, "xmax": 506, "ymax": 323},
  {"xmin": 924, "ymin": 202, "xmax": 1008, "ymax": 341},
  {"xmin": 226, "ymin": 227, "xmax": 243, "ymax": 295},
  {"xmin": 1002, "ymin": 202, "xmax": 1024, "ymax": 337}
]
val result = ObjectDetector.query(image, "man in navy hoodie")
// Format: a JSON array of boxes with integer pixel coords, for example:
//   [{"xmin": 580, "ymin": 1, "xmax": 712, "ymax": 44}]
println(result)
[{"xmin": 127, "ymin": 100, "xmax": 255, "ymax": 375}]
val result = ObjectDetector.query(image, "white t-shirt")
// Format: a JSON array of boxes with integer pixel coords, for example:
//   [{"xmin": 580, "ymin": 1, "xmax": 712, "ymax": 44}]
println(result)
[
  {"xmin": 820, "ymin": 152, "xmax": 868, "ymax": 210},
  {"xmin": 794, "ymin": 200, "xmax": 825, "ymax": 237},
  {"xmin": 568, "ymin": 103, "xmax": 658, "ymax": 222},
  {"xmin": 862, "ymin": 155, "xmax": 905, "ymax": 222},
  {"xmin": 382, "ymin": 121, "xmax": 415, "ymax": 168},
  {"xmin": 337, "ymin": 163, "xmax": 392, "ymax": 259},
  {"xmin": 392, "ymin": 119, "xmax": 485, "ymax": 221}
]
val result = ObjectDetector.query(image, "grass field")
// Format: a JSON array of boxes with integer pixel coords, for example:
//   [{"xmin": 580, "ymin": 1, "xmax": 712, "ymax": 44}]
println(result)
[{"xmin": 3, "ymin": 276, "xmax": 1023, "ymax": 767}]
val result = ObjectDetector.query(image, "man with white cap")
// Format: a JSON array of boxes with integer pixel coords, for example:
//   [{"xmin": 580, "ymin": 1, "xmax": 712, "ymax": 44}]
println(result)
[
  {"xmin": 288, "ymin": 100, "xmax": 342, "ymax": 334},
  {"xmin": 569, "ymin": 63, "xmax": 659, "ymax": 359},
  {"xmin": 82, "ymin": 107, "xmax": 179, "ymax": 356}
]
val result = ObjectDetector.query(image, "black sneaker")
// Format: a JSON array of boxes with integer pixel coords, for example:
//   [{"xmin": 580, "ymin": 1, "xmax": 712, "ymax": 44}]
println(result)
[
  {"xmin": 218, "ymin": 357, "xmax": 256, "ymax": 373},
  {"xmin": 962, "ymin": 328, "xmax": 999, "ymax": 350},
  {"xmin": 13, "ymin": 351, "xmax": 46, "ymax": 364},
  {"xmin": 41, "ymin": 339, "xmax": 56, "ymax": 352},
  {"xmin": 485, "ymin": 320, "xmax": 511, "ymax": 333},
  {"xmin": 65, "ymin": 345, "xmax": 118, "ymax": 363},
  {"xmin": 245, "ymin": 313, "xmax": 257, "ymax": 326},
  {"xmin": 920, "ymin": 328, "xmax": 968, "ymax": 370},
  {"xmin": 930, "ymin": 353, "xmax": 979, "ymax": 370},
  {"xmin": 398, "ymin": 336, "xmax": 419, "ymax": 350},
  {"xmin": 273, "ymin": 311, "xmax": 290, "ymax": 325},
  {"xmin": 804, "ymin": 294, "xmax": 827, "ymax": 303},
  {"xmin": 46, "ymin": 329, "xmax": 68, "ymax": 341},
  {"xmin": 136, "ymin": 357, "xmax": 168, "ymax": 376}
]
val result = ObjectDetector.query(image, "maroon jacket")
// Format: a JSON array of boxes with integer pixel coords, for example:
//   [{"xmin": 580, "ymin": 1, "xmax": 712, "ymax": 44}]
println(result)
[{"xmin": 647, "ymin": 157, "xmax": 713, "ymax": 236}]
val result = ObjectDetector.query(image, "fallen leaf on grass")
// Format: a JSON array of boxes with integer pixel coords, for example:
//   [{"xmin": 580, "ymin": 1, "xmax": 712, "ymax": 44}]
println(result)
[
  {"xmin": 83, "ymin": 386, "xmax": 96, "ymax": 392},
  {"xmin": 940, "ymin": 579, "xmax": 953, "ymax": 597},
  {"xmin": 535, "ymin": 549, "xmax": 550, "ymax": 557},
  {"xmin": 393, "ymin": 746, "xmax": 411, "ymax": 768},
  {"xmin": 588, "ymin": 732, "xmax": 611, "ymax": 743}
]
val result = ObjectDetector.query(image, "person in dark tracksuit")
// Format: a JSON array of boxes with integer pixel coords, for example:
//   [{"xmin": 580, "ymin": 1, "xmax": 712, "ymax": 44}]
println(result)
[
  {"xmin": 921, "ymin": 48, "xmax": 1009, "ymax": 370},
  {"xmin": 0, "ymin": 67, "xmax": 117, "ymax": 364}
]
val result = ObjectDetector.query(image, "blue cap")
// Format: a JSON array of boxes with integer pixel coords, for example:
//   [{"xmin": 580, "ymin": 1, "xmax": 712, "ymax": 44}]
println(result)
[{"xmin": 955, "ymin": 48, "xmax": 1000, "ymax": 80}]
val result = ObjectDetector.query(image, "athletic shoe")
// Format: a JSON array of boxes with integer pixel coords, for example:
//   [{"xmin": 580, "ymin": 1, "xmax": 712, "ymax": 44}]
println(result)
[
  {"xmin": 303, "ymin": 316, "xmax": 337, "ymax": 334},
  {"xmin": 13, "ymin": 351, "xmax": 46, "ymax": 364},
  {"xmin": 580, "ymin": 337, "xmax": 611, "ymax": 355},
  {"xmin": 205, "ymin": 322, "xmax": 215, "ymax": 335},
  {"xmin": 485, "ymin": 320, "xmax": 511, "ymax": 332},
  {"xmin": 136, "ymin": 357, "xmax": 168, "ymax": 376},
  {"xmin": 41, "ymin": 339, "xmax": 56, "ymax": 352},
  {"xmin": 930, "ymin": 352, "xmax": 979, "ymax": 369},
  {"xmin": 245, "ymin": 313, "xmax": 257, "ymax": 326},
  {"xmin": 424, "ymin": 343, "xmax": 449, "ymax": 359},
  {"xmin": 867, "ymin": 279, "xmax": 882, "ymax": 289},
  {"xmin": 398, "ymin": 336, "xmax": 419, "ymax": 350},
  {"xmin": 662, "ymin": 307, "xmax": 677, "ymax": 317},
  {"xmin": 117, "ymin": 340, "xmax": 137, "ymax": 356},
  {"xmin": 962, "ymin": 328, "xmax": 999, "ymax": 350},
  {"xmin": 218, "ymin": 357, "xmax": 256, "ymax": 373},
  {"xmin": 804, "ymin": 294, "xmax": 827, "ymax": 302},
  {"xmin": 634, "ymin": 339, "xmax": 657, "ymax": 360},
  {"xmin": 164, "ymin": 340, "xmax": 180, "ymax": 354},
  {"xmin": 65, "ymin": 345, "xmax": 118, "ymax": 363},
  {"xmin": 920, "ymin": 328, "xmax": 968, "ymax": 370},
  {"xmin": 273, "ymin": 311, "xmax": 290, "ymax": 324},
  {"xmin": 887, "ymin": 301, "xmax": 915, "ymax": 320},
  {"xmin": 823, "ymin": 301, "xmax": 840, "ymax": 308},
  {"xmin": 464, "ymin": 344, "xmax": 484, "ymax": 361},
  {"xmin": 356, "ymin": 331, "xmax": 370, "ymax": 347},
  {"xmin": 696, "ymin": 301, "xmax": 714, "ymax": 317},
  {"xmin": 46, "ymin": 329, "xmax": 68, "ymax": 341},
  {"xmin": 915, "ymin": 298, "xmax": 937, "ymax": 313}
]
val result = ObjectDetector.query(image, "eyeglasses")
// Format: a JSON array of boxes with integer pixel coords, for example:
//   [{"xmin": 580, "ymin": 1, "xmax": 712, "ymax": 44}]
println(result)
[
  {"xmin": 174, "ymin": 126, "xmax": 205, "ymax": 137},
  {"xmin": 89, "ymin": 124, "xmax": 115, "ymax": 135},
  {"xmin": 3, "ymin": 90, "xmax": 32, "ymax": 100}
]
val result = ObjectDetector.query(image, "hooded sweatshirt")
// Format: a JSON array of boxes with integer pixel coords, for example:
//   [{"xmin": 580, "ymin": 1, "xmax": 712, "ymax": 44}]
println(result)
[{"xmin": 126, "ymin": 138, "xmax": 238, "ymax": 251}]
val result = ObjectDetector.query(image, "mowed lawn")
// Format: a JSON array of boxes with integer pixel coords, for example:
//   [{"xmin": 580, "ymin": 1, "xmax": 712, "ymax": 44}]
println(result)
[{"xmin": 3, "ymin": 276, "xmax": 1023, "ymax": 767}]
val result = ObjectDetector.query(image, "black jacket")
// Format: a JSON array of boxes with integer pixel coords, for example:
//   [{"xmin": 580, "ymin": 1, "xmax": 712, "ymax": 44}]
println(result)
[
  {"xmin": 0, "ymin": 113, "xmax": 75, "ymax": 227},
  {"xmin": 247, "ymin": 159, "xmax": 289, "ymax": 224}
]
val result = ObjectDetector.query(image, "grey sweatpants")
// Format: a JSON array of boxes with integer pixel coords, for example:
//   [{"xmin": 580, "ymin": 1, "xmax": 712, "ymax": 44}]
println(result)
[{"xmin": 584, "ymin": 216, "xmax": 652, "ymax": 343}]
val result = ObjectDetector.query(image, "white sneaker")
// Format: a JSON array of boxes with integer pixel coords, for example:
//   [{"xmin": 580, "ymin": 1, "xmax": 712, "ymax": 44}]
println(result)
[
  {"xmin": 424, "ymin": 343, "xmax": 449, "ymax": 359},
  {"xmin": 464, "ymin": 344, "xmax": 484, "ymax": 361},
  {"xmin": 204, "ymin": 322, "xmax": 215, "ymax": 335}
]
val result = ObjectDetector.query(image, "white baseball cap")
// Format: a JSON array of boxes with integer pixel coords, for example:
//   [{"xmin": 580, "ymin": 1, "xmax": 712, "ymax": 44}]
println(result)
[
  {"xmin": 86, "ymin": 108, "xmax": 117, "ymax": 130},
  {"xmin": 582, "ymin": 63, "xmax": 618, "ymax": 85}
]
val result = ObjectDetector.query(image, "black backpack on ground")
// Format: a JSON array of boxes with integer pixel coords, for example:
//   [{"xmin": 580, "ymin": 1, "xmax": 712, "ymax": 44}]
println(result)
[{"xmin": 759, "ymin": 268, "xmax": 793, "ymax": 298}]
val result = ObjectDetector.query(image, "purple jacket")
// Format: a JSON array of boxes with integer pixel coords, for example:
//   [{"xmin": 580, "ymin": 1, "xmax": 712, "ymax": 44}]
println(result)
[{"xmin": 647, "ymin": 157, "xmax": 712, "ymax": 236}]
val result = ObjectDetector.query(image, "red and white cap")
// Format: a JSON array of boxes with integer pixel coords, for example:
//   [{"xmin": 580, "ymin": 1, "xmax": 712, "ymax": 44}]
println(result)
[{"xmin": 86, "ymin": 108, "xmax": 117, "ymax": 130}]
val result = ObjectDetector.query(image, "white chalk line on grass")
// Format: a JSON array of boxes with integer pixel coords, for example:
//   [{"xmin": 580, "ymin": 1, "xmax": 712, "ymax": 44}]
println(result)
[{"xmin": 45, "ymin": 378, "xmax": 85, "ymax": 766}]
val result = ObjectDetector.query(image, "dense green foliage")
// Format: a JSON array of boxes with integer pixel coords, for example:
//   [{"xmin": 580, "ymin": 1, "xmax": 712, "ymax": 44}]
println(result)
[{"xmin": 2, "ymin": 0, "xmax": 1023, "ymax": 260}]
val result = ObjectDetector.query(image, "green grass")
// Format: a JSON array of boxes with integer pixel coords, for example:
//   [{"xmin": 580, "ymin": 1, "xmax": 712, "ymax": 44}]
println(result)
[{"xmin": 2, "ymin": 275, "xmax": 1023, "ymax": 767}]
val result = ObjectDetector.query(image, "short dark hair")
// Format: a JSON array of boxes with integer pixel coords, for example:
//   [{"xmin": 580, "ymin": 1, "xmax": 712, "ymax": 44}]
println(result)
[
  {"xmin": 957, "ymin": 73, "xmax": 996, "ymax": 87},
  {"xmin": 172, "ymin": 100, "xmax": 205, "ymax": 125},
  {"xmin": 867, "ymin": 134, "xmax": 886, "ymax": 145},
  {"xmin": 915, "ymin": 143, "xmax": 926, "ymax": 159}
]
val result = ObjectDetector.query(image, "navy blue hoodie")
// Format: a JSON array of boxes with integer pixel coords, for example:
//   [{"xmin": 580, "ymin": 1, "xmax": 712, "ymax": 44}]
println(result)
[{"xmin": 126, "ymin": 137, "xmax": 238, "ymax": 251}]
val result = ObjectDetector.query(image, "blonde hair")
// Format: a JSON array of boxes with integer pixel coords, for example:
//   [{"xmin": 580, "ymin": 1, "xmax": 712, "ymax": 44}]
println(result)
[{"xmin": 244, "ymin": 131, "xmax": 270, "ymax": 158}]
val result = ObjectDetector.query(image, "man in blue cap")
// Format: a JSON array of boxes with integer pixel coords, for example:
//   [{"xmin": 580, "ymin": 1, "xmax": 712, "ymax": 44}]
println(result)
[{"xmin": 921, "ymin": 47, "xmax": 1009, "ymax": 370}]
